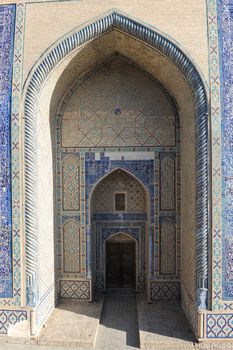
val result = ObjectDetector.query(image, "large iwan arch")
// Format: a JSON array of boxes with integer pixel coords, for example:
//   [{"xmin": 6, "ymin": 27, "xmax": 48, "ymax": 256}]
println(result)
[{"xmin": 23, "ymin": 11, "xmax": 209, "ymax": 337}]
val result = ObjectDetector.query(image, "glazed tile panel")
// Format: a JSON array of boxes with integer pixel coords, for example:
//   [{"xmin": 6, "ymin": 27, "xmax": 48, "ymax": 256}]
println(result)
[
  {"xmin": 0, "ymin": 310, "xmax": 27, "ymax": 334},
  {"xmin": 205, "ymin": 0, "xmax": 233, "ymax": 339},
  {"xmin": 85, "ymin": 152, "xmax": 155, "ymax": 223},
  {"xmin": 217, "ymin": 0, "xmax": 233, "ymax": 300},
  {"xmin": 0, "ymin": 5, "xmax": 15, "ymax": 298},
  {"xmin": 61, "ymin": 59, "xmax": 176, "ymax": 148}
]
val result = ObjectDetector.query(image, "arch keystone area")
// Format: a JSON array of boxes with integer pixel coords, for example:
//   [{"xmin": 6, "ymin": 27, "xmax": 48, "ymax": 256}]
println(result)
[{"xmin": 24, "ymin": 11, "xmax": 209, "ymax": 310}]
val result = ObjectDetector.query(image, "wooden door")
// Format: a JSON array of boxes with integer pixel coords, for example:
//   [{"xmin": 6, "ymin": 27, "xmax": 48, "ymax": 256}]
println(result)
[{"xmin": 106, "ymin": 242, "xmax": 135, "ymax": 288}]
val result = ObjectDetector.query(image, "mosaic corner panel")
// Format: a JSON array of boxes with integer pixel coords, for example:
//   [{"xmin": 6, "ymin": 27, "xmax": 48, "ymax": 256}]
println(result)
[
  {"xmin": 60, "ymin": 280, "xmax": 91, "ymax": 300},
  {"xmin": 150, "ymin": 281, "xmax": 180, "ymax": 301},
  {"xmin": 0, "ymin": 310, "xmax": 28, "ymax": 334},
  {"xmin": 206, "ymin": 314, "xmax": 233, "ymax": 338}
]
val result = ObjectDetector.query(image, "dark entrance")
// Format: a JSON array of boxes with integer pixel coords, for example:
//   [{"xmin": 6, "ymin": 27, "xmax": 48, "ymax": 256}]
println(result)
[{"xmin": 106, "ymin": 242, "xmax": 135, "ymax": 288}]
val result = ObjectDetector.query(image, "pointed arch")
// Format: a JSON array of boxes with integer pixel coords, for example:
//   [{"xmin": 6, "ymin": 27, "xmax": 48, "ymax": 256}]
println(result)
[
  {"xmin": 23, "ymin": 11, "xmax": 209, "ymax": 308},
  {"xmin": 89, "ymin": 166, "xmax": 151, "ymax": 220}
]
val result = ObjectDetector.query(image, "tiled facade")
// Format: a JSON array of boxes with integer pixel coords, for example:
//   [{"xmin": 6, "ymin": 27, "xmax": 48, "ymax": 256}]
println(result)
[
  {"xmin": 203, "ymin": 0, "xmax": 233, "ymax": 339},
  {"xmin": 0, "ymin": 4, "xmax": 15, "ymax": 299},
  {"xmin": 57, "ymin": 60, "xmax": 180, "ymax": 301},
  {"xmin": 0, "ymin": 0, "xmax": 232, "ymax": 342}
]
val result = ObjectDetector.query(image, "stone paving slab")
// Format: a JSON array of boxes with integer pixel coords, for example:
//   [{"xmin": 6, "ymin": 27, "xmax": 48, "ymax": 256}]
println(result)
[
  {"xmin": 136, "ymin": 293, "xmax": 195, "ymax": 349},
  {"xmin": 38, "ymin": 294, "xmax": 104, "ymax": 348},
  {"xmin": 95, "ymin": 289, "xmax": 139, "ymax": 350}
]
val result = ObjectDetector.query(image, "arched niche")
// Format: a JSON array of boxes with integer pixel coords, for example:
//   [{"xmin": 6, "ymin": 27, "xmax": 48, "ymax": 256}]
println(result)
[{"xmin": 90, "ymin": 169, "xmax": 148, "ymax": 292}]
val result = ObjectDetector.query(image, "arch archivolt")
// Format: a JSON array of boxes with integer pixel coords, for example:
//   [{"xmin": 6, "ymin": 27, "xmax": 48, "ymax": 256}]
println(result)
[{"xmin": 23, "ymin": 13, "xmax": 209, "ymax": 336}]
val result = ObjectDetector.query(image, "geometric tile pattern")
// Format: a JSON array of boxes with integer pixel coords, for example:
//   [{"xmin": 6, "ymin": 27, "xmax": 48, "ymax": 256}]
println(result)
[
  {"xmin": 207, "ymin": 0, "xmax": 224, "ymax": 310},
  {"xmin": 60, "ymin": 280, "xmax": 90, "ymax": 300},
  {"xmin": 61, "ymin": 59, "xmax": 176, "ymax": 148},
  {"xmin": 224, "ymin": 237, "xmax": 233, "ymax": 283},
  {"xmin": 63, "ymin": 220, "xmax": 80, "ymax": 273},
  {"xmin": 95, "ymin": 272, "xmax": 104, "ymax": 290},
  {"xmin": 0, "ymin": 310, "xmax": 27, "ymax": 334},
  {"xmin": 92, "ymin": 168, "xmax": 146, "ymax": 213},
  {"xmin": 154, "ymin": 149, "xmax": 181, "ymax": 280},
  {"xmin": 160, "ymin": 220, "xmax": 176, "ymax": 274},
  {"xmin": 137, "ymin": 273, "xmax": 146, "ymax": 290},
  {"xmin": 150, "ymin": 281, "xmax": 180, "ymax": 301},
  {"xmin": 217, "ymin": 0, "xmax": 233, "ymax": 301},
  {"xmin": 155, "ymin": 151, "xmax": 179, "ymax": 281},
  {"xmin": 0, "ymin": 5, "xmax": 15, "ymax": 299},
  {"xmin": 160, "ymin": 154, "xmax": 175, "ymax": 210},
  {"xmin": 6, "ymin": 3, "xmax": 25, "ymax": 308},
  {"xmin": 85, "ymin": 152, "xmax": 155, "ymax": 223},
  {"xmin": 62, "ymin": 155, "xmax": 79, "ymax": 211},
  {"xmin": 206, "ymin": 314, "xmax": 233, "ymax": 338}
]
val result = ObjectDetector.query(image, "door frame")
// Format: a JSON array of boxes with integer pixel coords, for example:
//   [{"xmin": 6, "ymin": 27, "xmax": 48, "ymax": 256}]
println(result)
[{"xmin": 104, "ymin": 232, "xmax": 138, "ymax": 290}]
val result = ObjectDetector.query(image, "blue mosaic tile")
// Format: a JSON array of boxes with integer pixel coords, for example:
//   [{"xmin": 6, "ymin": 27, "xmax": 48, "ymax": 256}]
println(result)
[
  {"xmin": 206, "ymin": 314, "xmax": 233, "ymax": 338},
  {"xmin": 217, "ymin": 0, "xmax": 233, "ymax": 299},
  {"xmin": 0, "ymin": 310, "xmax": 27, "ymax": 334},
  {"xmin": 92, "ymin": 213, "xmax": 147, "ymax": 221},
  {"xmin": 85, "ymin": 152, "xmax": 154, "ymax": 224},
  {"xmin": 0, "ymin": 5, "xmax": 15, "ymax": 298}
]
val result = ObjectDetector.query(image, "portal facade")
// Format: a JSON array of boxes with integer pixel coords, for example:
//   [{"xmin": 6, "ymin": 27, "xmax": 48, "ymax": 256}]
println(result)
[
  {"xmin": 0, "ymin": 0, "xmax": 232, "ymax": 344},
  {"xmin": 57, "ymin": 58, "xmax": 180, "ymax": 301}
]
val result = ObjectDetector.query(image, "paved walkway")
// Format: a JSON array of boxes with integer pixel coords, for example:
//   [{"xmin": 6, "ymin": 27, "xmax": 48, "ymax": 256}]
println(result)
[
  {"xmin": 38, "ymin": 294, "xmax": 104, "ymax": 348},
  {"xmin": 95, "ymin": 289, "xmax": 139, "ymax": 349},
  {"xmin": 2, "ymin": 291, "xmax": 232, "ymax": 349},
  {"xmin": 137, "ymin": 294, "xmax": 195, "ymax": 349}
]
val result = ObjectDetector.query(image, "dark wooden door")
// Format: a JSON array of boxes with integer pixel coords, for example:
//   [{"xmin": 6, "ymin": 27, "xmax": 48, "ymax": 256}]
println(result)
[{"xmin": 106, "ymin": 242, "xmax": 135, "ymax": 288}]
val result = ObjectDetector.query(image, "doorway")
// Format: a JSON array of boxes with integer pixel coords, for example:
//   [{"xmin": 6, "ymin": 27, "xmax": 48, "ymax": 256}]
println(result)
[{"xmin": 106, "ymin": 242, "xmax": 136, "ymax": 288}]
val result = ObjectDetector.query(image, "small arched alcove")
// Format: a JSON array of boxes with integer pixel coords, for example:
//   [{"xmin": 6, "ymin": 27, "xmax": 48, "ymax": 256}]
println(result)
[{"xmin": 90, "ymin": 168, "xmax": 149, "ymax": 292}]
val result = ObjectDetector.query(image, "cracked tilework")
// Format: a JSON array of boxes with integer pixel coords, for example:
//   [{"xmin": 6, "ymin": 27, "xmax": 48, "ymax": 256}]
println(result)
[{"xmin": 0, "ymin": 4, "xmax": 15, "ymax": 299}]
